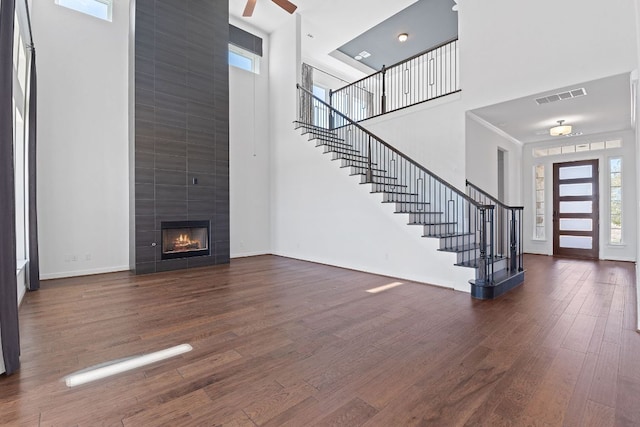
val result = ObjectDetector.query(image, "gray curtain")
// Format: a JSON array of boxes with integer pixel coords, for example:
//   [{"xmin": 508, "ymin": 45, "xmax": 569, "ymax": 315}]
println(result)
[
  {"xmin": 0, "ymin": 0, "xmax": 21, "ymax": 375},
  {"xmin": 301, "ymin": 63, "xmax": 314, "ymax": 125},
  {"xmin": 27, "ymin": 48, "xmax": 39, "ymax": 291}
]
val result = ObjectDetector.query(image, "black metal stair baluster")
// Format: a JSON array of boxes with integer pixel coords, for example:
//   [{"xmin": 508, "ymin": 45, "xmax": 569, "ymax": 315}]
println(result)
[
  {"xmin": 381, "ymin": 65, "xmax": 387, "ymax": 115},
  {"xmin": 510, "ymin": 208, "xmax": 517, "ymax": 272},
  {"xmin": 366, "ymin": 135, "xmax": 372, "ymax": 182}
]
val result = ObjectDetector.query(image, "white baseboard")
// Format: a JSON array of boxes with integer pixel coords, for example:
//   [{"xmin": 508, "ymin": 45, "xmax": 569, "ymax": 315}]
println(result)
[
  {"xmin": 230, "ymin": 251, "xmax": 271, "ymax": 259},
  {"xmin": 41, "ymin": 265, "xmax": 130, "ymax": 280}
]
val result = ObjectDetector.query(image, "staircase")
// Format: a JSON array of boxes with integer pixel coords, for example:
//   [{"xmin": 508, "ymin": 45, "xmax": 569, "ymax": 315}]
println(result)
[{"xmin": 295, "ymin": 84, "xmax": 524, "ymax": 299}]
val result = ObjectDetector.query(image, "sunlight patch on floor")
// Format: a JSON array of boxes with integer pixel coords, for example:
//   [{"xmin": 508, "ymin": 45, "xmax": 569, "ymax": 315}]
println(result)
[
  {"xmin": 366, "ymin": 281, "xmax": 404, "ymax": 294},
  {"xmin": 64, "ymin": 344, "xmax": 193, "ymax": 387}
]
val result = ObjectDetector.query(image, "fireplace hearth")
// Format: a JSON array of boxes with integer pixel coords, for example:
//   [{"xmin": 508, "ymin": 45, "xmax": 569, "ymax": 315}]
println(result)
[{"xmin": 161, "ymin": 221, "xmax": 210, "ymax": 260}]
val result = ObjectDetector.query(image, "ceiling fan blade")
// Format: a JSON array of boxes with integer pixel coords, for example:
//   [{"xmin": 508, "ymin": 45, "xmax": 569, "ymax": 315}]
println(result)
[
  {"xmin": 243, "ymin": 0, "xmax": 257, "ymax": 17},
  {"xmin": 272, "ymin": 0, "xmax": 297, "ymax": 14}
]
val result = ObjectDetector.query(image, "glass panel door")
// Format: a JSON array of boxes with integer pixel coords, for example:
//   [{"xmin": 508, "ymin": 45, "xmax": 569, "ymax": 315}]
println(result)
[{"xmin": 553, "ymin": 159, "xmax": 599, "ymax": 259}]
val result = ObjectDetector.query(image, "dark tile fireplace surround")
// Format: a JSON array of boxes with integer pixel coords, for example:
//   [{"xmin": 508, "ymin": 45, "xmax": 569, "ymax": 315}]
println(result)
[{"xmin": 131, "ymin": 1, "xmax": 230, "ymax": 274}]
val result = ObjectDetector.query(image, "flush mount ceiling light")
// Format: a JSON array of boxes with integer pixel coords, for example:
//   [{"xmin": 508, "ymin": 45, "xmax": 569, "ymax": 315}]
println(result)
[
  {"xmin": 550, "ymin": 120, "xmax": 573, "ymax": 136},
  {"xmin": 398, "ymin": 33, "xmax": 409, "ymax": 42}
]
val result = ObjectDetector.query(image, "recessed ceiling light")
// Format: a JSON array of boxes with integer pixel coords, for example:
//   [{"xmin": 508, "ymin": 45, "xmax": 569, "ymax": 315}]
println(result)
[
  {"xmin": 398, "ymin": 33, "xmax": 408, "ymax": 42},
  {"xmin": 358, "ymin": 50, "xmax": 371, "ymax": 58},
  {"xmin": 354, "ymin": 55, "xmax": 363, "ymax": 61}
]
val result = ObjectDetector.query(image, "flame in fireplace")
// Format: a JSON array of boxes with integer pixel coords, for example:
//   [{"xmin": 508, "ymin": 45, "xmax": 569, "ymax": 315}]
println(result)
[{"xmin": 171, "ymin": 234, "xmax": 201, "ymax": 251}]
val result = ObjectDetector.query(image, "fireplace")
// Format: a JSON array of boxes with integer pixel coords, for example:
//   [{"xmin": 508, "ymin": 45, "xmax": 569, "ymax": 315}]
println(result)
[{"xmin": 161, "ymin": 221, "xmax": 210, "ymax": 260}]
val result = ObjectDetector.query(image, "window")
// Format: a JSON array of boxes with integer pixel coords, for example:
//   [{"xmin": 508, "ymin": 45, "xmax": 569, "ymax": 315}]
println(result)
[
  {"xmin": 311, "ymin": 85, "xmax": 328, "ymax": 128},
  {"xmin": 609, "ymin": 157, "xmax": 622, "ymax": 244},
  {"xmin": 12, "ymin": 12, "xmax": 29, "ymax": 265},
  {"xmin": 534, "ymin": 164, "xmax": 545, "ymax": 239},
  {"xmin": 533, "ymin": 139, "xmax": 622, "ymax": 158},
  {"xmin": 55, "ymin": 0, "xmax": 113, "ymax": 22},
  {"xmin": 228, "ymin": 44, "xmax": 260, "ymax": 74}
]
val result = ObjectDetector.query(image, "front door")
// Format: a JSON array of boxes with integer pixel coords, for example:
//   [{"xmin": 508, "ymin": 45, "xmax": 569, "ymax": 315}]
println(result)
[{"xmin": 553, "ymin": 159, "xmax": 599, "ymax": 259}]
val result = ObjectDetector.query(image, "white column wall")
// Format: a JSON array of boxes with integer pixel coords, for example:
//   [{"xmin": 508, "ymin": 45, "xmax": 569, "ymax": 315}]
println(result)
[
  {"xmin": 33, "ymin": 1, "xmax": 130, "ymax": 279},
  {"xmin": 465, "ymin": 117, "xmax": 523, "ymax": 205},
  {"xmin": 229, "ymin": 18, "xmax": 272, "ymax": 258}
]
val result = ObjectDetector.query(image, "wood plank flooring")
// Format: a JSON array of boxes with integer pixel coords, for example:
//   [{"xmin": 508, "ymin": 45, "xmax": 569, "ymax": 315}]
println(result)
[{"xmin": 0, "ymin": 254, "xmax": 638, "ymax": 426}]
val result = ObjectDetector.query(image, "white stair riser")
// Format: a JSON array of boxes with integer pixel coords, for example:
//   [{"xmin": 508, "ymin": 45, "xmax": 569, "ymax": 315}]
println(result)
[
  {"xmin": 423, "ymin": 223, "xmax": 457, "ymax": 235},
  {"xmin": 408, "ymin": 212, "xmax": 444, "ymax": 223}
]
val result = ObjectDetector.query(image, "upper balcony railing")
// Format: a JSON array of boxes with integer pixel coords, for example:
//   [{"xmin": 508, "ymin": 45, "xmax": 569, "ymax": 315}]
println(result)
[{"xmin": 330, "ymin": 38, "xmax": 459, "ymax": 123}]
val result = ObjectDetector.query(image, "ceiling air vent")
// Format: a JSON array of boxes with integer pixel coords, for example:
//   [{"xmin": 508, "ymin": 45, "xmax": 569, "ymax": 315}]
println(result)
[{"xmin": 535, "ymin": 88, "xmax": 587, "ymax": 105}]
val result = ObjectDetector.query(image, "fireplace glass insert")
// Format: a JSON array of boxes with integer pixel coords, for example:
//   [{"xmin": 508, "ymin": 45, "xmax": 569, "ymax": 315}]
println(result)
[{"xmin": 161, "ymin": 221, "xmax": 210, "ymax": 260}]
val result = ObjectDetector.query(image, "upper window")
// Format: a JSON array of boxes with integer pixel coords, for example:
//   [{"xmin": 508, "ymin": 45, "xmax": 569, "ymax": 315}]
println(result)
[
  {"xmin": 533, "ymin": 139, "xmax": 622, "ymax": 158},
  {"xmin": 228, "ymin": 44, "xmax": 260, "ymax": 74},
  {"xmin": 55, "ymin": 0, "xmax": 113, "ymax": 22}
]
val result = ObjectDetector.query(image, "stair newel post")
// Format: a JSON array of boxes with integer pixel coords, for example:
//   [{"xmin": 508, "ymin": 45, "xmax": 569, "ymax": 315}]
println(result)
[
  {"xmin": 477, "ymin": 207, "xmax": 487, "ymax": 285},
  {"xmin": 518, "ymin": 208, "xmax": 524, "ymax": 272},
  {"xmin": 381, "ymin": 65, "xmax": 387, "ymax": 115},
  {"xmin": 328, "ymin": 89, "xmax": 334, "ymax": 130},
  {"xmin": 509, "ymin": 208, "xmax": 517, "ymax": 272},
  {"xmin": 489, "ymin": 205, "xmax": 495, "ymax": 282}
]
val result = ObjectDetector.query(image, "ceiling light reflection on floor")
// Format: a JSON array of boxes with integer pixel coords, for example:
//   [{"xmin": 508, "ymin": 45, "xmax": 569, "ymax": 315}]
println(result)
[{"xmin": 366, "ymin": 282, "xmax": 404, "ymax": 294}]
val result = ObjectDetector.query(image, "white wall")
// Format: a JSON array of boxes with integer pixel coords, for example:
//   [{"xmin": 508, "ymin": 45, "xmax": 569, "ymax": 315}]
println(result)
[
  {"xmin": 229, "ymin": 18, "xmax": 272, "ymax": 258},
  {"xmin": 364, "ymin": 94, "xmax": 466, "ymax": 190},
  {"xmin": 269, "ymin": 16, "xmax": 472, "ymax": 291},
  {"xmin": 460, "ymin": 0, "xmax": 638, "ymax": 110},
  {"xmin": 32, "ymin": 1, "xmax": 130, "ymax": 279},
  {"xmin": 522, "ymin": 131, "xmax": 637, "ymax": 261},
  {"xmin": 465, "ymin": 116, "xmax": 523, "ymax": 205}
]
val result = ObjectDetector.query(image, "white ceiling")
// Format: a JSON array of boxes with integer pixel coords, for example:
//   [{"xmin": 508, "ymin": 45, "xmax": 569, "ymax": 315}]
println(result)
[
  {"xmin": 229, "ymin": 0, "xmax": 418, "ymax": 81},
  {"xmin": 470, "ymin": 73, "xmax": 633, "ymax": 145},
  {"xmin": 229, "ymin": 0, "xmax": 300, "ymax": 34},
  {"xmin": 229, "ymin": 2, "xmax": 633, "ymax": 146}
]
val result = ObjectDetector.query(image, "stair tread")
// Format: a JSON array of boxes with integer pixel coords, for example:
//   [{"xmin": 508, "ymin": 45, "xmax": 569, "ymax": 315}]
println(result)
[
  {"xmin": 362, "ymin": 182, "xmax": 408, "ymax": 188},
  {"xmin": 395, "ymin": 210, "xmax": 443, "ymax": 214},
  {"xmin": 294, "ymin": 121, "xmax": 337, "ymax": 133},
  {"xmin": 309, "ymin": 134, "xmax": 346, "ymax": 142},
  {"xmin": 454, "ymin": 256, "xmax": 507, "ymax": 268},
  {"xmin": 383, "ymin": 201, "xmax": 431, "ymax": 205},
  {"xmin": 438, "ymin": 244, "xmax": 480, "ymax": 253},
  {"xmin": 374, "ymin": 191, "xmax": 419, "ymax": 196},
  {"xmin": 409, "ymin": 221, "xmax": 457, "ymax": 226},
  {"xmin": 314, "ymin": 139, "xmax": 351, "ymax": 147},
  {"xmin": 337, "ymin": 158, "xmax": 379, "ymax": 166},
  {"xmin": 324, "ymin": 146, "xmax": 360, "ymax": 154},
  {"xmin": 344, "ymin": 166, "xmax": 387, "ymax": 173},
  {"xmin": 423, "ymin": 232, "xmax": 474, "ymax": 238},
  {"xmin": 331, "ymin": 152, "xmax": 370, "ymax": 159},
  {"xmin": 352, "ymin": 173, "xmax": 398, "ymax": 180}
]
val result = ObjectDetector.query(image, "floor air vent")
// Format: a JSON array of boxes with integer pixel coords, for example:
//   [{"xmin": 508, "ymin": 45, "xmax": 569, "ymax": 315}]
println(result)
[{"xmin": 535, "ymin": 88, "xmax": 587, "ymax": 105}]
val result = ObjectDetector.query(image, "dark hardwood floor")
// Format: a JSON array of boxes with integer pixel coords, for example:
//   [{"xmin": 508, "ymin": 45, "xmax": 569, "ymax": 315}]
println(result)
[{"xmin": 1, "ymin": 254, "xmax": 638, "ymax": 426}]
